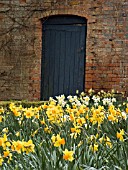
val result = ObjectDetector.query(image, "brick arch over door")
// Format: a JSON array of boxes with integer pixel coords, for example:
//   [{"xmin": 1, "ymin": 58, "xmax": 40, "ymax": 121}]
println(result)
[{"xmin": 41, "ymin": 15, "xmax": 87, "ymax": 100}]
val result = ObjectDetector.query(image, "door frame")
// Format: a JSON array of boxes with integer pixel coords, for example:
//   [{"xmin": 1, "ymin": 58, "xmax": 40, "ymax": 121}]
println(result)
[{"xmin": 41, "ymin": 15, "xmax": 87, "ymax": 100}]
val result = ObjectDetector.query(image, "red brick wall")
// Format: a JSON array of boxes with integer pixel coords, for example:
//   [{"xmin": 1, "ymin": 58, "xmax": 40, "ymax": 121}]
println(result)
[{"xmin": 0, "ymin": 0, "xmax": 128, "ymax": 100}]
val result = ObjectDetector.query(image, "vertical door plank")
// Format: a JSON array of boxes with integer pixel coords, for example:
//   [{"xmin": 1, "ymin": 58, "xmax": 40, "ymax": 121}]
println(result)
[
  {"xmin": 53, "ymin": 31, "xmax": 60, "ymax": 96},
  {"xmin": 48, "ymin": 29, "xmax": 55, "ymax": 98},
  {"xmin": 64, "ymin": 32, "xmax": 70, "ymax": 95},
  {"xmin": 73, "ymin": 31, "xmax": 79, "ymax": 93},
  {"xmin": 78, "ymin": 26, "xmax": 86, "ymax": 92},
  {"xmin": 41, "ymin": 28, "xmax": 51, "ymax": 100},
  {"xmin": 58, "ymin": 31, "xmax": 65, "ymax": 94},
  {"xmin": 68, "ymin": 31, "xmax": 74, "ymax": 95}
]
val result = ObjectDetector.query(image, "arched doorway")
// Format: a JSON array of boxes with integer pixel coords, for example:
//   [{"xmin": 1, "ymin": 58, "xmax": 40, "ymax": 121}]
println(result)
[{"xmin": 41, "ymin": 15, "xmax": 87, "ymax": 100}]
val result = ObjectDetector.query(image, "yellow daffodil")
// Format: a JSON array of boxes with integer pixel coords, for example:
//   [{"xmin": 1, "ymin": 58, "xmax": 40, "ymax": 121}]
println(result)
[
  {"xmin": 13, "ymin": 109, "xmax": 21, "ymax": 117},
  {"xmin": 70, "ymin": 124, "xmax": 81, "ymax": 139},
  {"xmin": 76, "ymin": 117, "xmax": 86, "ymax": 126},
  {"xmin": 0, "ymin": 138, "xmax": 3, "ymax": 147},
  {"xmin": 71, "ymin": 125, "xmax": 81, "ymax": 134},
  {"xmin": 69, "ymin": 113, "xmax": 75, "ymax": 122},
  {"xmin": 99, "ymin": 136, "xmax": 112, "ymax": 148},
  {"xmin": 12, "ymin": 140, "xmax": 23, "ymax": 153},
  {"xmin": 16, "ymin": 132, "xmax": 20, "ymax": 137},
  {"xmin": 105, "ymin": 136, "xmax": 112, "ymax": 148},
  {"xmin": 44, "ymin": 126, "xmax": 51, "ymax": 133},
  {"xmin": 90, "ymin": 144, "xmax": 98, "ymax": 153},
  {"xmin": 46, "ymin": 104, "xmax": 63, "ymax": 124},
  {"xmin": 24, "ymin": 108, "xmax": 34, "ymax": 118},
  {"xmin": 41, "ymin": 104, "xmax": 48, "ymax": 109},
  {"xmin": 3, "ymin": 150, "xmax": 10, "ymax": 158},
  {"xmin": 51, "ymin": 134, "xmax": 65, "ymax": 147},
  {"xmin": 22, "ymin": 140, "xmax": 35, "ymax": 154},
  {"xmin": 0, "ymin": 155, "xmax": 4, "ymax": 166},
  {"xmin": 9, "ymin": 103, "xmax": 15, "ymax": 110},
  {"xmin": 0, "ymin": 116, "xmax": 3, "ymax": 122},
  {"xmin": 108, "ymin": 114, "xmax": 116, "ymax": 122},
  {"xmin": 126, "ymin": 107, "xmax": 128, "ymax": 113},
  {"xmin": 0, "ymin": 134, "xmax": 11, "ymax": 150},
  {"xmin": 63, "ymin": 149, "xmax": 74, "ymax": 162},
  {"xmin": 7, "ymin": 152, "xmax": 12, "ymax": 163},
  {"xmin": 0, "ymin": 107, "xmax": 4, "ymax": 114},
  {"xmin": 90, "ymin": 107, "xmax": 105, "ymax": 125},
  {"xmin": 117, "ymin": 129, "xmax": 125, "ymax": 142}
]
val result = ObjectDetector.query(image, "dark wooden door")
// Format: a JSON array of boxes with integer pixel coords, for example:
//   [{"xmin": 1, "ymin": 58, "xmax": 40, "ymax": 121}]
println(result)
[{"xmin": 41, "ymin": 15, "xmax": 87, "ymax": 100}]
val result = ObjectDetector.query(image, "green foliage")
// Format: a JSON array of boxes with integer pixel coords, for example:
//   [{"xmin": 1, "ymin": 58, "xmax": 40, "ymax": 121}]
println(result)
[{"xmin": 0, "ymin": 90, "xmax": 128, "ymax": 169}]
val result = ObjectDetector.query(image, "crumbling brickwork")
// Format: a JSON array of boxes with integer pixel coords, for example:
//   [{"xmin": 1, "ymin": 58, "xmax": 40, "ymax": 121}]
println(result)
[{"xmin": 0, "ymin": 0, "xmax": 128, "ymax": 100}]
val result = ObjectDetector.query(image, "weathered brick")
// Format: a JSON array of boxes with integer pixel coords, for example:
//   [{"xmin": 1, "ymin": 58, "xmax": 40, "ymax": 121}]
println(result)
[{"xmin": 0, "ymin": 0, "xmax": 127, "ymax": 100}]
